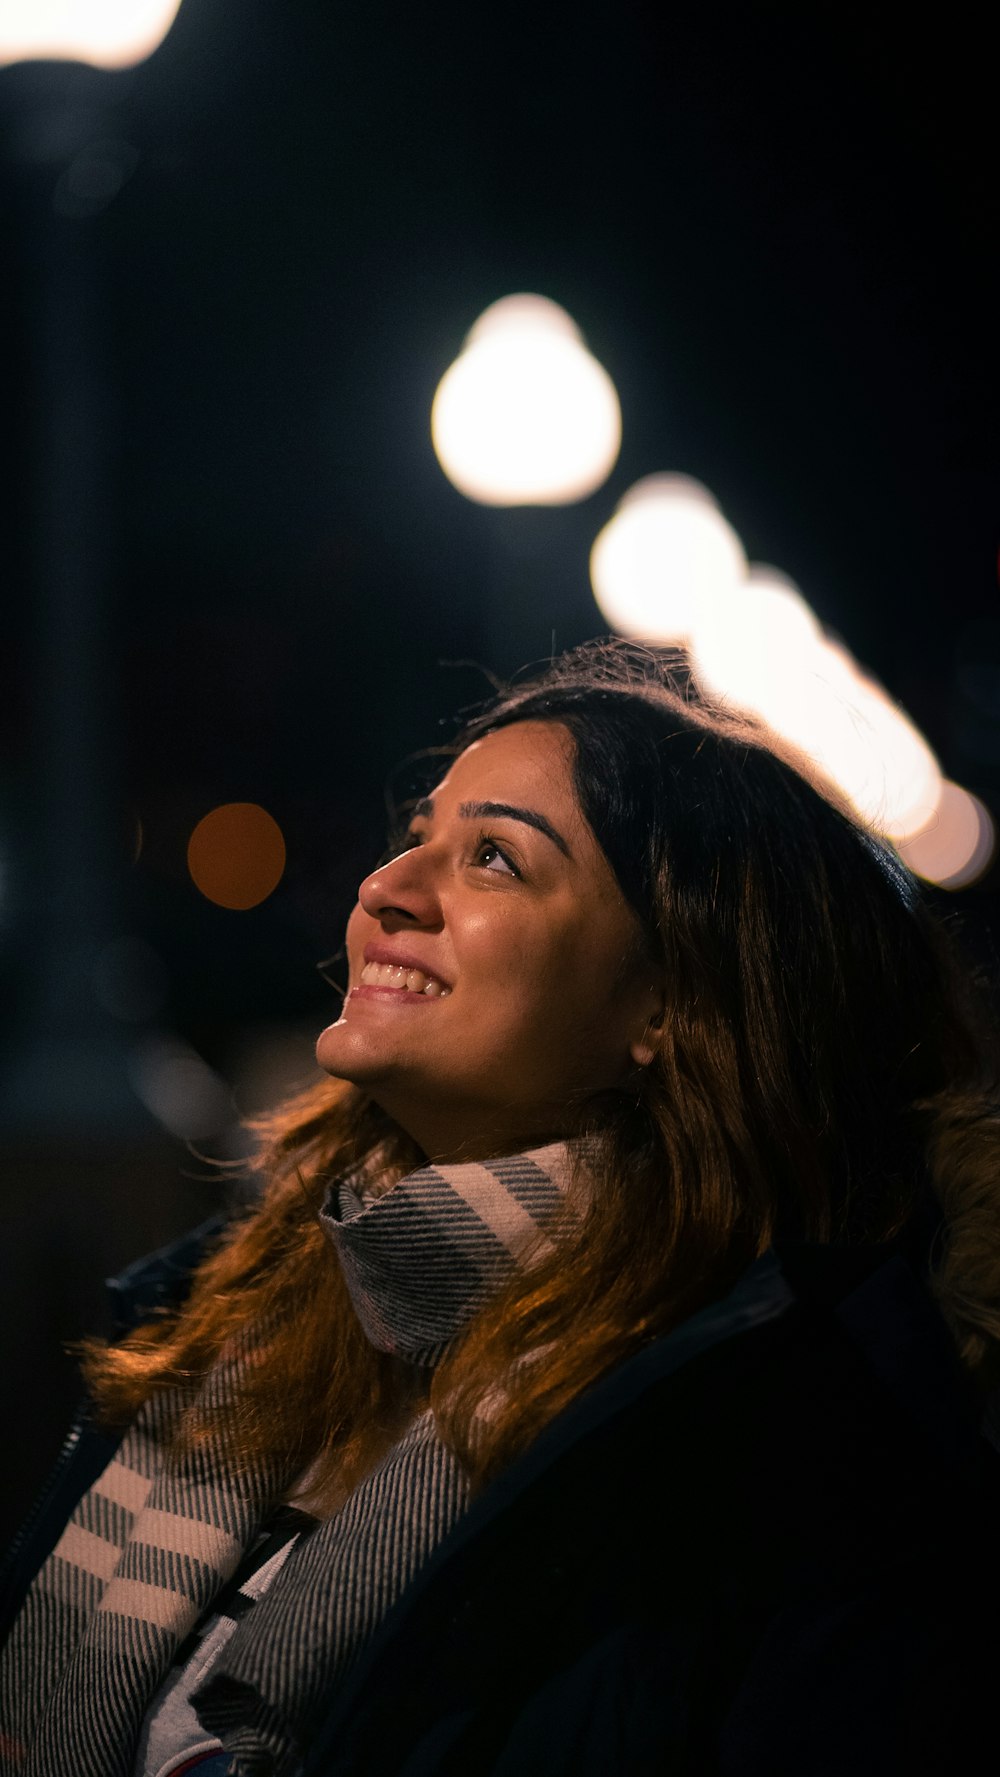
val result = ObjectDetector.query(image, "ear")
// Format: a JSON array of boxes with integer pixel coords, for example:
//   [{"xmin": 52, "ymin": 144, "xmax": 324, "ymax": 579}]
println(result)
[{"xmin": 628, "ymin": 984, "xmax": 666, "ymax": 1069}]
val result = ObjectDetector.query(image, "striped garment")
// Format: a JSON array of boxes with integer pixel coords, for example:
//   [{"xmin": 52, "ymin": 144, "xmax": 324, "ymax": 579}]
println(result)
[
  {"xmin": 0, "ymin": 1141, "xmax": 576, "ymax": 1777},
  {"xmin": 135, "ymin": 1504, "xmax": 313, "ymax": 1776}
]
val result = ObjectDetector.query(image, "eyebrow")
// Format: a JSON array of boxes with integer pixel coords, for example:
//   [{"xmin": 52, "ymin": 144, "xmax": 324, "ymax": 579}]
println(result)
[{"xmin": 410, "ymin": 796, "xmax": 571, "ymax": 858}]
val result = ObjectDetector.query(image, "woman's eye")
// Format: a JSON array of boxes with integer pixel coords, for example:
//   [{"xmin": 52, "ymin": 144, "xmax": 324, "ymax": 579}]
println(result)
[{"xmin": 476, "ymin": 837, "xmax": 518, "ymax": 877}]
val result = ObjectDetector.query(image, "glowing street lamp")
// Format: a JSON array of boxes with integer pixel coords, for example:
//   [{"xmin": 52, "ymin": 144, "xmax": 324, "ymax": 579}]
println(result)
[
  {"xmin": 431, "ymin": 295, "xmax": 621, "ymax": 506},
  {"xmin": 589, "ymin": 473, "xmax": 747, "ymax": 644},
  {"xmin": 746, "ymin": 639, "xmax": 943, "ymax": 843},
  {"xmin": 0, "ymin": 0, "xmax": 183, "ymax": 69},
  {"xmin": 689, "ymin": 564, "xmax": 822, "ymax": 712},
  {"xmin": 897, "ymin": 782, "xmax": 995, "ymax": 890},
  {"xmin": 690, "ymin": 570, "xmax": 936, "ymax": 838}
]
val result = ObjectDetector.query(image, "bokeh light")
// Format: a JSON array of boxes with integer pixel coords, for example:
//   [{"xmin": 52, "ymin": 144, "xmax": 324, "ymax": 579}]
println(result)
[
  {"xmin": 129, "ymin": 1034, "xmax": 234, "ymax": 1140},
  {"xmin": 431, "ymin": 295, "xmax": 621, "ymax": 505},
  {"xmin": 690, "ymin": 564, "xmax": 822, "ymax": 712},
  {"xmin": 739, "ymin": 640, "xmax": 943, "ymax": 842},
  {"xmin": 187, "ymin": 802, "xmax": 286, "ymax": 911},
  {"xmin": 0, "ymin": 0, "xmax": 183, "ymax": 69},
  {"xmin": 589, "ymin": 474, "xmax": 747, "ymax": 643},
  {"xmin": 693, "ymin": 609, "xmax": 941, "ymax": 844},
  {"xmin": 591, "ymin": 474, "xmax": 953, "ymax": 848},
  {"xmin": 841, "ymin": 661, "xmax": 943, "ymax": 841},
  {"xmin": 896, "ymin": 782, "xmax": 996, "ymax": 890}
]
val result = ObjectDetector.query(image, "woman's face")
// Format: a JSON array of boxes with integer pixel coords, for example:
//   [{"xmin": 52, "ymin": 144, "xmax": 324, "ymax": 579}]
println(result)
[{"xmin": 316, "ymin": 720, "xmax": 662, "ymax": 1162}]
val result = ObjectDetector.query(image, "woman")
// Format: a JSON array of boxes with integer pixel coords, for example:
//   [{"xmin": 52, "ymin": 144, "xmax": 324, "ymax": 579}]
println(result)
[{"xmin": 2, "ymin": 640, "xmax": 999, "ymax": 1777}]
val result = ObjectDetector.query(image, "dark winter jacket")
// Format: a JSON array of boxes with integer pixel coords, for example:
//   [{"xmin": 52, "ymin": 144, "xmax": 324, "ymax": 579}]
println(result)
[{"xmin": 2, "ymin": 1221, "xmax": 997, "ymax": 1775}]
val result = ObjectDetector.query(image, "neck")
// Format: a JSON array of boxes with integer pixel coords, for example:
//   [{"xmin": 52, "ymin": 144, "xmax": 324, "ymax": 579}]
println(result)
[{"xmin": 370, "ymin": 1098, "xmax": 573, "ymax": 1168}]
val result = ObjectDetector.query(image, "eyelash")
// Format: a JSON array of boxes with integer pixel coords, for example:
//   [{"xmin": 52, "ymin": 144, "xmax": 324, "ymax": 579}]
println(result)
[{"xmin": 401, "ymin": 826, "xmax": 521, "ymax": 879}]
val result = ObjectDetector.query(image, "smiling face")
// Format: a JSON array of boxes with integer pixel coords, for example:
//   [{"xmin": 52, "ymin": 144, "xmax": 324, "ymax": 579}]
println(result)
[{"xmin": 316, "ymin": 721, "xmax": 663, "ymax": 1163}]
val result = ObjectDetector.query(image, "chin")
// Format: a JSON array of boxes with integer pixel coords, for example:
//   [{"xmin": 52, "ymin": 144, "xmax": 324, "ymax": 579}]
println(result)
[
  {"xmin": 315, "ymin": 1018, "xmax": 367, "ymax": 1081},
  {"xmin": 315, "ymin": 1019, "xmax": 408, "ymax": 1093}
]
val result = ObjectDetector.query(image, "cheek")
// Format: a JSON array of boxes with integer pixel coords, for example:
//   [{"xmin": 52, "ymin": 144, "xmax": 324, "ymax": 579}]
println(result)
[
  {"xmin": 461, "ymin": 909, "xmax": 566, "ymax": 994},
  {"xmin": 475, "ymin": 918, "xmax": 603, "ymax": 1034},
  {"xmin": 345, "ymin": 903, "xmax": 371, "ymax": 972},
  {"xmin": 522, "ymin": 918, "xmax": 643, "ymax": 1045}
]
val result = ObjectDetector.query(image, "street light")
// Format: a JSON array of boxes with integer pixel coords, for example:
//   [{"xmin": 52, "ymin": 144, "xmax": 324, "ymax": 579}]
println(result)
[
  {"xmin": 0, "ymin": 0, "xmax": 183, "ymax": 69},
  {"xmin": 691, "ymin": 574, "xmax": 942, "ymax": 844},
  {"xmin": 432, "ymin": 295, "xmax": 621, "ymax": 506},
  {"xmin": 591, "ymin": 475, "xmax": 948, "ymax": 850},
  {"xmin": 897, "ymin": 782, "xmax": 995, "ymax": 890},
  {"xmin": 689, "ymin": 566, "xmax": 822, "ymax": 713},
  {"xmin": 589, "ymin": 474, "xmax": 747, "ymax": 644},
  {"xmin": 750, "ymin": 639, "xmax": 942, "ymax": 843}
]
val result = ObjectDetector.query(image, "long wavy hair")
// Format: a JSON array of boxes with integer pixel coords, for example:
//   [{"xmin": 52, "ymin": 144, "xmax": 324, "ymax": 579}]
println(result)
[{"xmin": 83, "ymin": 641, "xmax": 1000, "ymax": 1495}]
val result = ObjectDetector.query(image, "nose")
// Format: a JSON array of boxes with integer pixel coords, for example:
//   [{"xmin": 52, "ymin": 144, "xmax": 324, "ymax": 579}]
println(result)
[{"xmin": 357, "ymin": 844, "xmax": 442, "ymax": 929}]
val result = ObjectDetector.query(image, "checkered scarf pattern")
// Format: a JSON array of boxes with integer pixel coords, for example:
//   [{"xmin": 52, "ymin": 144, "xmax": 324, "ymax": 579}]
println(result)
[{"xmin": 0, "ymin": 1141, "xmax": 574, "ymax": 1777}]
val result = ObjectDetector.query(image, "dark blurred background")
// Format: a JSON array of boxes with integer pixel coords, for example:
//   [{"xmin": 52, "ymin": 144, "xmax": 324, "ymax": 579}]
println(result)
[{"xmin": 0, "ymin": 0, "xmax": 997, "ymax": 1533}]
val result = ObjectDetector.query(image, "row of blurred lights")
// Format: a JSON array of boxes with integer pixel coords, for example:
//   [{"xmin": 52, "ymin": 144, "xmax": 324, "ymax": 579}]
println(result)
[
  {"xmin": 3, "ymin": 13, "xmax": 984, "ymax": 890},
  {"xmin": 431, "ymin": 295, "xmax": 994, "ymax": 890}
]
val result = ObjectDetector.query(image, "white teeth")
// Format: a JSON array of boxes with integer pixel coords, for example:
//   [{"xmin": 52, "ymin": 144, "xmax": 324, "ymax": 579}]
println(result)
[{"xmin": 359, "ymin": 960, "xmax": 449, "ymax": 996}]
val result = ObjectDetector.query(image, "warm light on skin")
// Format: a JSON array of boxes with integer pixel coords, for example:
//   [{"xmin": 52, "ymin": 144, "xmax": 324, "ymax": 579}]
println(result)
[
  {"xmin": 0, "ymin": 0, "xmax": 183, "ymax": 69},
  {"xmin": 315, "ymin": 722, "xmax": 662, "ymax": 1164},
  {"xmin": 897, "ymin": 781, "xmax": 996, "ymax": 890},
  {"xmin": 431, "ymin": 295, "xmax": 621, "ymax": 506},
  {"xmin": 589, "ymin": 474, "xmax": 747, "ymax": 644}
]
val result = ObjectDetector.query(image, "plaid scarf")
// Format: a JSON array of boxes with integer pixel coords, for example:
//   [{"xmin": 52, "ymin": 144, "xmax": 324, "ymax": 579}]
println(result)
[{"xmin": 0, "ymin": 1141, "xmax": 575, "ymax": 1777}]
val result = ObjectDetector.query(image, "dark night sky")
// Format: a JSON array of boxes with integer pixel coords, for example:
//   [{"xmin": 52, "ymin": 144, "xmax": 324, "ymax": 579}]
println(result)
[{"xmin": 1, "ymin": 0, "xmax": 998, "ymax": 1084}]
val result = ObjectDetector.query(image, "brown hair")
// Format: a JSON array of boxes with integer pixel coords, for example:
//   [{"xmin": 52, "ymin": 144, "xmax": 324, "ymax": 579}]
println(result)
[{"xmin": 83, "ymin": 641, "xmax": 1000, "ymax": 1495}]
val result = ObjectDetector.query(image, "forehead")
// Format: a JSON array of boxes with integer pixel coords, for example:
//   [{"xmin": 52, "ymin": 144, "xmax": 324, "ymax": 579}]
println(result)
[
  {"xmin": 431, "ymin": 718, "xmax": 634, "ymax": 920},
  {"xmin": 438, "ymin": 720, "xmax": 577, "ymax": 802}
]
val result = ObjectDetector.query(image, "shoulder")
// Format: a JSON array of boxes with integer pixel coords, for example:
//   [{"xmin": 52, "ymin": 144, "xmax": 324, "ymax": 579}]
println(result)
[
  {"xmin": 309, "ymin": 1242, "xmax": 999, "ymax": 1776},
  {"xmin": 105, "ymin": 1211, "xmax": 230, "ymax": 1337}
]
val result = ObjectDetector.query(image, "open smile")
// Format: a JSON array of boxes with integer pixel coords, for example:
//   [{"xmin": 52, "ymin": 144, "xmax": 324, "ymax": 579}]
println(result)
[{"xmin": 353, "ymin": 961, "xmax": 451, "ymax": 998}]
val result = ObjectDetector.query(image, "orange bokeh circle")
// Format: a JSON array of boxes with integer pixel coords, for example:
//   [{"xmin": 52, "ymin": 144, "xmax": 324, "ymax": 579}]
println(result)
[{"xmin": 187, "ymin": 802, "xmax": 286, "ymax": 910}]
